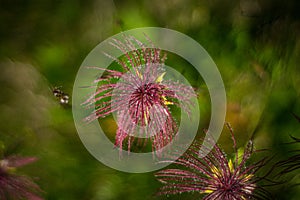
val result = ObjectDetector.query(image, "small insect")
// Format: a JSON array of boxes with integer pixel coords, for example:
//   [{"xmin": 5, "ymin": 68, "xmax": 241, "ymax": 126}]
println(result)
[{"xmin": 52, "ymin": 86, "xmax": 69, "ymax": 105}]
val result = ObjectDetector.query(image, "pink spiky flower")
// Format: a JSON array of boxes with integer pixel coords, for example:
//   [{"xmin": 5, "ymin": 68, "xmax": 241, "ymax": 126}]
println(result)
[
  {"xmin": 82, "ymin": 35, "xmax": 196, "ymax": 153},
  {"xmin": 0, "ymin": 156, "xmax": 43, "ymax": 200},
  {"xmin": 155, "ymin": 124, "xmax": 271, "ymax": 200}
]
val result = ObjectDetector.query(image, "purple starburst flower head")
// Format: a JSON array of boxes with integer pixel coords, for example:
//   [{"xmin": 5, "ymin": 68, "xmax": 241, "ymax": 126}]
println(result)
[
  {"xmin": 82, "ymin": 35, "xmax": 196, "ymax": 153},
  {"xmin": 0, "ymin": 156, "xmax": 43, "ymax": 200},
  {"xmin": 155, "ymin": 124, "xmax": 271, "ymax": 200}
]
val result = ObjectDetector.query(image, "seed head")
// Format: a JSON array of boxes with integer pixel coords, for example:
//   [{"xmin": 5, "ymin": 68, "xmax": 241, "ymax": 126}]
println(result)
[
  {"xmin": 82, "ymin": 35, "xmax": 196, "ymax": 154},
  {"xmin": 155, "ymin": 125, "xmax": 271, "ymax": 200},
  {"xmin": 0, "ymin": 156, "xmax": 43, "ymax": 200}
]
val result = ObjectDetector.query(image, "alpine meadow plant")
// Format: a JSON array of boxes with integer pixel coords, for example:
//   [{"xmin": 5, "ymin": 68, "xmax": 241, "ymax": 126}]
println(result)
[
  {"xmin": 82, "ymin": 35, "xmax": 196, "ymax": 153},
  {"xmin": 275, "ymin": 113, "xmax": 300, "ymax": 177},
  {"xmin": 0, "ymin": 156, "xmax": 43, "ymax": 200},
  {"xmin": 155, "ymin": 124, "xmax": 272, "ymax": 200},
  {"xmin": 275, "ymin": 135, "xmax": 300, "ymax": 177}
]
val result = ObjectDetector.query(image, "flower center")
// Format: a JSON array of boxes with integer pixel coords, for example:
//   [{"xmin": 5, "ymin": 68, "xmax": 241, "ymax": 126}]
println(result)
[{"xmin": 128, "ymin": 82, "xmax": 164, "ymax": 126}]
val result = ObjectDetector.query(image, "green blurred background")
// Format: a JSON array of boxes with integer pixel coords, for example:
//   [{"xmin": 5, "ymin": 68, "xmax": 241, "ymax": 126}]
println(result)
[{"xmin": 0, "ymin": 0, "xmax": 299, "ymax": 199}]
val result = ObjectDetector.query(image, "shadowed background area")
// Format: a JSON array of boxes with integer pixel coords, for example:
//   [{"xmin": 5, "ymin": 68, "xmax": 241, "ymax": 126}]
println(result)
[{"xmin": 0, "ymin": 0, "xmax": 300, "ymax": 199}]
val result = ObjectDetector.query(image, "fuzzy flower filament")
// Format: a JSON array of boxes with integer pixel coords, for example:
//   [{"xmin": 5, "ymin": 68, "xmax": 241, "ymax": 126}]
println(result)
[
  {"xmin": 82, "ymin": 36, "xmax": 196, "ymax": 154},
  {"xmin": 0, "ymin": 156, "xmax": 43, "ymax": 200},
  {"xmin": 155, "ymin": 127, "xmax": 271, "ymax": 200}
]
